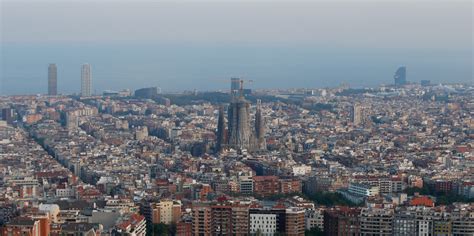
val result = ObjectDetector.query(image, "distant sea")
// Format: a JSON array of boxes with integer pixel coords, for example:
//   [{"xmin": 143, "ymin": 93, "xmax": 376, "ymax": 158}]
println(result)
[{"xmin": 1, "ymin": 42, "xmax": 472, "ymax": 95}]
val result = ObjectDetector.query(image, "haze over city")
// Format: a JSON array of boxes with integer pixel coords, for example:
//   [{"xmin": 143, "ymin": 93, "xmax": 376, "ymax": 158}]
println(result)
[
  {"xmin": 1, "ymin": 1, "xmax": 474, "ymax": 236},
  {"xmin": 1, "ymin": 0, "xmax": 472, "ymax": 95}
]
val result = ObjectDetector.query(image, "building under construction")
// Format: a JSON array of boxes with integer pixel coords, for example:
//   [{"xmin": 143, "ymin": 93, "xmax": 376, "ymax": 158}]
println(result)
[{"xmin": 216, "ymin": 78, "xmax": 266, "ymax": 152}]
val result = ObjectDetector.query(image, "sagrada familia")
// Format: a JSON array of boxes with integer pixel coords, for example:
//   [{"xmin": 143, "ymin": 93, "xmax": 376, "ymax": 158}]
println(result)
[{"xmin": 216, "ymin": 79, "xmax": 266, "ymax": 152}]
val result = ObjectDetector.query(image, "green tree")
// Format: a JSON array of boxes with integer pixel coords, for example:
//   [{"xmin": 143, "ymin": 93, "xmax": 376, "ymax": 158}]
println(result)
[
  {"xmin": 152, "ymin": 223, "xmax": 176, "ymax": 236},
  {"xmin": 404, "ymin": 186, "xmax": 474, "ymax": 205},
  {"xmin": 307, "ymin": 192, "xmax": 359, "ymax": 207},
  {"xmin": 305, "ymin": 227, "xmax": 324, "ymax": 236}
]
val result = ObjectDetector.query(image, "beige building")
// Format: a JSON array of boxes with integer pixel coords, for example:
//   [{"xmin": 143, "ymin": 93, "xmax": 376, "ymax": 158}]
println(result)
[
  {"xmin": 38, "ymin": 204, "xmax": 60, "ymax": 224},
  {"xmin": 152, "ymin": 200, "xmax": 182, "ymax": 224},
  {"xmin": 285, "ymin": 208, "xmax": 306, "ymax": 236}
]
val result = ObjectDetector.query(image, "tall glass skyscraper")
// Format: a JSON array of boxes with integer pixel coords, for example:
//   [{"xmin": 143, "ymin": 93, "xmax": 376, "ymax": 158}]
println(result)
[
  {"xmin": 394, "ymin": 66, "xmax": 407, "ymax": 86},
  {"xmin": 48, "ymin": 64, "xmax": 57, "ymax": 95},
  {"xmin": 81, "ymin": 64, "xmax": 92, "ymax": 96}
]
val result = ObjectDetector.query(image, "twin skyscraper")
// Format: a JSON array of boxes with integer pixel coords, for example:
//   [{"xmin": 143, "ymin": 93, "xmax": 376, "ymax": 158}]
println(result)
[
  {"xmin": 47, "ymin": 64, "xmax": 57, "ymax": 95},
  {"xmin": 80, "ymin": 64, "xmax": 92, "ymax": 97},
  {"xmin": 47, "ymin": 63, "xmax": 92, "ymax": 97}
]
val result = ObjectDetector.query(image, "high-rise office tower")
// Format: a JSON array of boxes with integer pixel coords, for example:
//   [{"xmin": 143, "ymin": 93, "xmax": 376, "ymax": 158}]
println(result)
[
  {"xmin": 394, "ymin": 66, "xmax": 407, "ymax": 86},
  {"xmin": 81, "ymin": 64, "xmax": 92, "ymax": 97},
  {"xmin": 48, "ymin": 64, "xmax": 57, "ymax": 95},
  {"xmin": 230, "ymin": 78, "xmax": 241, "ymax": 96},
  {"xmin": 2, "ymin": 108, "xmax": 15, "ymax": 124}
]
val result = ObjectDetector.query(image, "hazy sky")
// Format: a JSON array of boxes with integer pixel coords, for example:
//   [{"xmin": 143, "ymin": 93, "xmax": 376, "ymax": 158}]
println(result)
[{"xmin": 1, "ymin": 0, "xmax": 472, "ymax": 95}]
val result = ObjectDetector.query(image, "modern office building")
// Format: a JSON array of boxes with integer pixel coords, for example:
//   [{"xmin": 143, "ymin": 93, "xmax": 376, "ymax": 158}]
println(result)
[
  {"xmin": 348, "ymin": 182, "xmax": 380, "ymax": 197},
  {"xmin": 250, "ymin": 212, "xmax": 277, "ymax": 235},
  {"xmin": 238, "ymin": 175, "xmax": 254, "ymax": 195},
  {"xmin": 81, "ymin": 64, "xmax": 92, "ymax": 97},
  {"xmin": 1, "ymin": 108, "xmax": 14, "ymax": 124},
  {"xmin": 394, "ymin": 66, "xmax": 407, "ymax": 86},
  {"xmin": 249, "ymin": 208, "xmax": 287, "ymax": 235},
  {"xmin": 48, "ymin": 64, "xmax": 57, "ymax": 95},
  {"xmin": 134, "ymin": 87, "xmax": 160, "ymax": 99}
]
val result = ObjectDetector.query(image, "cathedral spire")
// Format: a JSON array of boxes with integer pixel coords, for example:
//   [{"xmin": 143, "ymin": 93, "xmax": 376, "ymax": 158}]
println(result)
[
  {"xmin": 255, "ymin": 99, "xmax": 266, "ymax": 150},
  {"xmin": 216, "ymin": 104, "xmax": 226, "ymax": 152}
]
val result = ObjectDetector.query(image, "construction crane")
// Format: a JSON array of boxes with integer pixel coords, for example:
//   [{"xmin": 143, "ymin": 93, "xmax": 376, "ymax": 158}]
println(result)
[
  {"xmin": 239, "ymin": 78, "xmax": 253, "ymax": 89},
  {"xmin": 208, "ymin": 77, "xmax": 253, "ymax": 92}
]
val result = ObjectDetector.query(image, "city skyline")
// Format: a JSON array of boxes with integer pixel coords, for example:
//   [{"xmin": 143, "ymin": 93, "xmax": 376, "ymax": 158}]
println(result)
[
  {"xmin": 2, "ymin": 44, "xmax": 471, "ymax": 96},
  {"xmin": 1, "ymin": 0, "xmax": 472, "ymax": 95},
  {"xmin": 4, "ymin": 60, "xmax": 473, "ymax": 96}
]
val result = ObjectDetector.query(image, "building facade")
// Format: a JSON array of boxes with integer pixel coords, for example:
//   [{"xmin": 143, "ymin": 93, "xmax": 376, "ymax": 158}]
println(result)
[
  {"xmin": 394, "ymin": 66, "xmax": 407, "ymax": 86},
  {"xmin": 81, "ymin": 64, "xmax": 92, "ymax": 97},
  {"xmin": 191, "ymin": 204, "xmax": 211, "ymax": 235},
  {"xmin": 360, "ymin": 207, "xmax": 393, "ymax": 235},
  {"xmin": 48, "ymin": 64, "xmax": 57, "ymax": 95}
]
